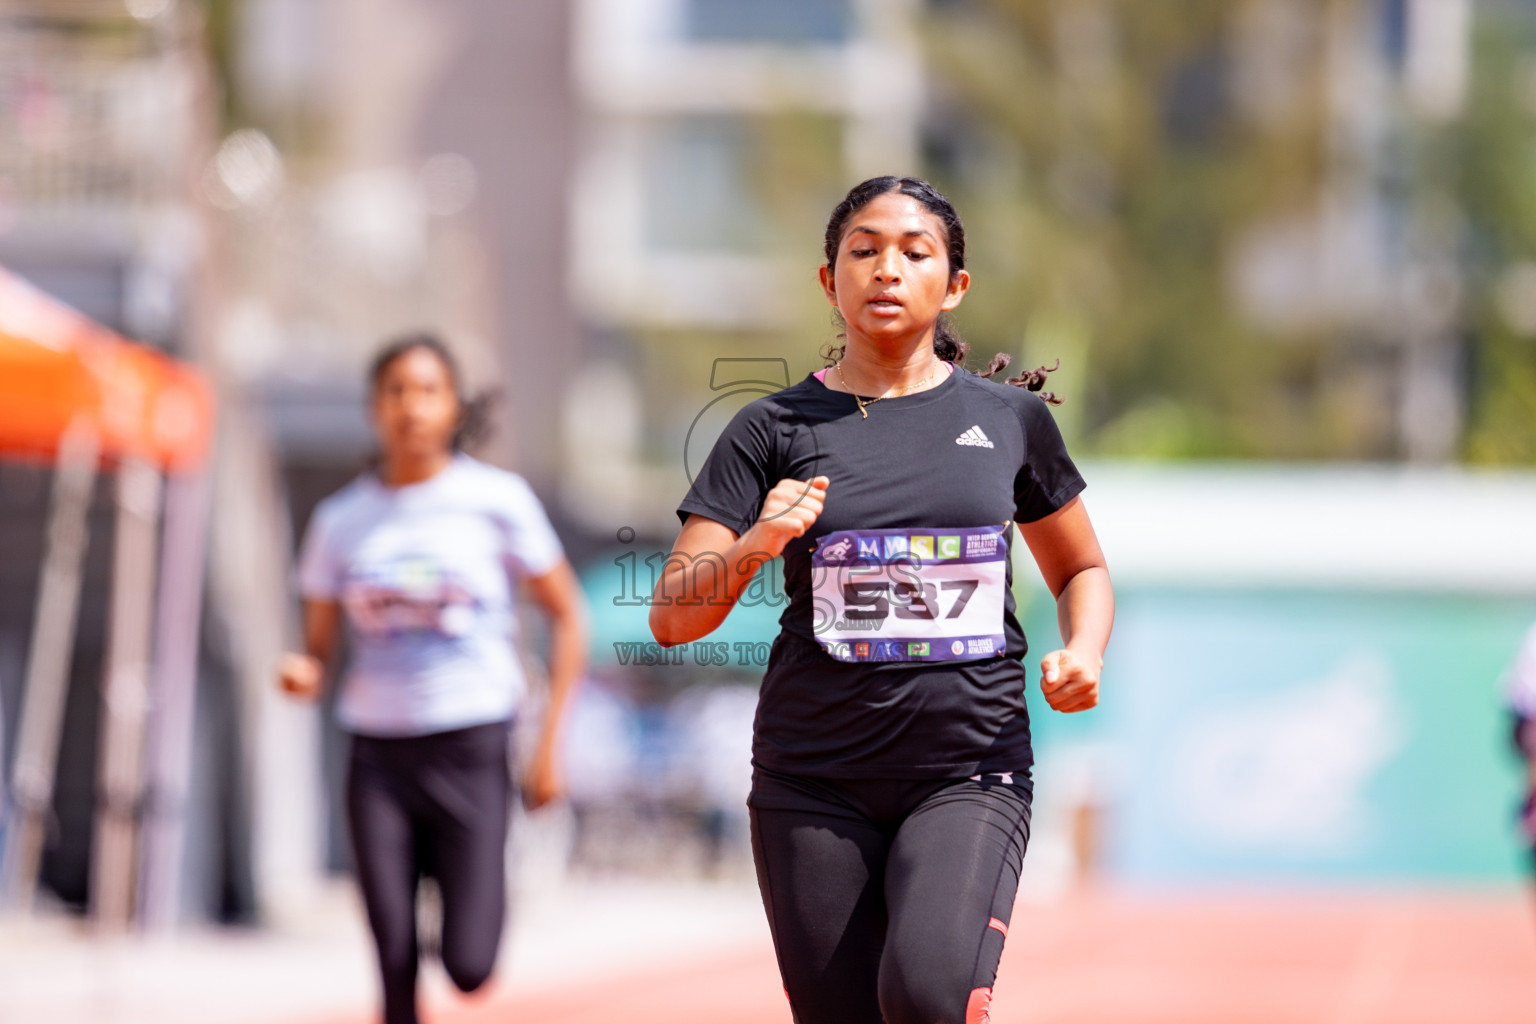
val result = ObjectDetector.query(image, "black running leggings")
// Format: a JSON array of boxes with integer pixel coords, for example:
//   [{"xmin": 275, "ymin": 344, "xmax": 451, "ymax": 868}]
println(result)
[
  {"xmin": 748, "ymin": 765, "xmax": 1032, "ymax": 1024},
  {"xmin": 346, "ymin": 720, "xmax": 513, "ymax": 1024}
]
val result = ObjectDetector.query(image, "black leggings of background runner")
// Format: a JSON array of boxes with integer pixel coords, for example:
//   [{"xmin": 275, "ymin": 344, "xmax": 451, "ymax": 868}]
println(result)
[
  {"xmin": 346, "ymin": 720, "xmax": 513, "ymax": 1024},
  {"xmin": 748, "ymin": 765, "xmax": 1032, "ymax": 1024}
]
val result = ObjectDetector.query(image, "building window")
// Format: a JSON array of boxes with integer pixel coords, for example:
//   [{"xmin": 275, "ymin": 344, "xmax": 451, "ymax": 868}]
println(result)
[
  {"xmin": 682, "ymin": 0, "xmax": 852, "ymax": 45},
  {"xmin": 640, "ymin": 116, "xmax": 765, "ymax": 252}
]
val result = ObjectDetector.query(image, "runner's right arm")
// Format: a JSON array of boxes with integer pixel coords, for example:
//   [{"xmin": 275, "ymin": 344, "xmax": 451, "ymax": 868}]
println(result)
[{"xmin": 650, "ymin": 475, "xmax": 828, "ymax": 646}]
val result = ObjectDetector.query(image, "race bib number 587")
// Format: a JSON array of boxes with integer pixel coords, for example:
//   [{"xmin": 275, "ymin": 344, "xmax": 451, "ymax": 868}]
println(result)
[{"xmin": 810, "ymin": 524, "xmax": 1009, "ymax": 663}]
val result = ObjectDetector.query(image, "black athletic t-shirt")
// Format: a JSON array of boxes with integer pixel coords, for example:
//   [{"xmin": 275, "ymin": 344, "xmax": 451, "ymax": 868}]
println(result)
[{"xmin": 676, "ymin": 366, "xmax": 1086, "ymax": 779}]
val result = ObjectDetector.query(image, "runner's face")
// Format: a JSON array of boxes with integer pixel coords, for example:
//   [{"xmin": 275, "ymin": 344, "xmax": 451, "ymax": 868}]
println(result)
[
  {"xmin": 821, "ymin": 192, "xmax": 969, "ymax": 347},
  {"xmin": 371, "ymin": 348, "xmax": 460, "ymax": 461}
]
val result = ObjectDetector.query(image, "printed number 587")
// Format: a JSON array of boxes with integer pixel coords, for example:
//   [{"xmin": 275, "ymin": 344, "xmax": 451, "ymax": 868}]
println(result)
[{"xmin": 843, "ymin": 579, "xmax": 977, "ymax": 620}]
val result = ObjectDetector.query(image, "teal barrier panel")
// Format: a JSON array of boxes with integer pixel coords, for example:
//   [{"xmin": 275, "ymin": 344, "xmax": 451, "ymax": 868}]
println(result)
[
  {"xmin": 580, "ymin": 545, "xmax": 784, "ymax": 670},
  {"xmin": 1024, "ymin": 588, "xmax": 1536, "ymax": 882}
]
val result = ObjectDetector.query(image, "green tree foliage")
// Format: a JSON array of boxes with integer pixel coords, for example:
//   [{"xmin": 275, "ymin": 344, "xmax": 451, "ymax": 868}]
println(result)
[
  {"xmin": 920, "ymin": 0, "xmax": 1536, "ymax": 463},
  {"xmin": 1459, "ymin": 10, "xmax": 1536, "ymax": 464}
]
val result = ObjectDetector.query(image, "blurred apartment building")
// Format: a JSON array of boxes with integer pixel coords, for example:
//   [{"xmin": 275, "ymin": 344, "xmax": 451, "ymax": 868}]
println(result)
[{"xmin": 229, "ymin": 0, "xmax": 928, "ymax": 534}]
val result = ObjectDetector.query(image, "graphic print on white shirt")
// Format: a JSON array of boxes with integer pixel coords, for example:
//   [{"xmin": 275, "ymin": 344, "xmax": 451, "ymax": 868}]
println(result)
[
  {"xmin": 1507, "ymin": 624, "xmax": 1536, "ymax": 718},
  {"xmin": 343, "ymin": 555, "xmax": 478, "ymax": 638}
]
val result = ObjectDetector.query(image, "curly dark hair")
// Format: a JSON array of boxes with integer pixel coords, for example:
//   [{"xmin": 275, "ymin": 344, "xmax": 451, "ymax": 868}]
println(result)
[
  {"xmin": 821, "ymin": 175, "xmax": 1062, "ymax": 404},
  {"xmin": 368, "ymin": 332, "xmax": 498, "ymax": 451}
]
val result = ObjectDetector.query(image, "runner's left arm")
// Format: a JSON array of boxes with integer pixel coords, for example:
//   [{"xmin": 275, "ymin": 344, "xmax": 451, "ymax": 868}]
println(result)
[
  {"xmin": 522, "ymin": 558, "xmax": 589, "ymax": 809},
  {"xmin": 1018, "ymin": 495, "xmax": 1113, "ymax": 713}
]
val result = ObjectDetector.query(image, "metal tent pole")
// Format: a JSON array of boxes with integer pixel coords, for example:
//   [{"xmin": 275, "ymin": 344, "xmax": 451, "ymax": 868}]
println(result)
[
  {"xmin": 0, "ymin": 423, "xmax": 100, "ymax": 911},
  {"xmin": 135, "ymin": 467, "xmax": 212, "ymax": 930},
  {"xmin": 89, "ymin": 456, "xmax": 162, "ymax": 931}
]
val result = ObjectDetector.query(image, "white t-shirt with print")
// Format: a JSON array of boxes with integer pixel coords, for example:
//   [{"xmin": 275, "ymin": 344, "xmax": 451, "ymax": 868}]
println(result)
[
  {"xmin": 1508, "ymin": 623, "xmax": 1536, "ymax": 720},
  {"xmin": 298, "ymin": 456, "xmax": 563, "ymax": 737}
]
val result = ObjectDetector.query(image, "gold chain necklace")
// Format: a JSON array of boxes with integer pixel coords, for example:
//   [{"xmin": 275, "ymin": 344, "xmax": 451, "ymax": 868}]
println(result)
[{"xmin": 835, "ymin": 360, "xmax": 941, "ymax": 418}]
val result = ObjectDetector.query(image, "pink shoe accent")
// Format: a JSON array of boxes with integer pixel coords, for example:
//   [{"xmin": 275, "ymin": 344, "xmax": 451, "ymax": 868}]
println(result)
[
  {"xmin": 988, "ymin": 917, "xmax": 1008, "ymax": 937},
  {"xmin": 966, "ymin": 986, "xmax": 993, "ymax": 1024}
]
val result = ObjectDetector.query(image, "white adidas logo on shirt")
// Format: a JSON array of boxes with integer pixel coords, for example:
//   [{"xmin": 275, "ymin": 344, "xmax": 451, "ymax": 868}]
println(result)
[{"xmin": 955, "ymin": 425, "xmax": 994, "ymax": 448}]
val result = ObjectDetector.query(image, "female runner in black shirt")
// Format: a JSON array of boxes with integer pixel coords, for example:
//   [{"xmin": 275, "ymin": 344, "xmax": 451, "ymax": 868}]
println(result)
[{"xmin": 651, "ymin": 177, "xmax": 1114, "ymax": 1024}]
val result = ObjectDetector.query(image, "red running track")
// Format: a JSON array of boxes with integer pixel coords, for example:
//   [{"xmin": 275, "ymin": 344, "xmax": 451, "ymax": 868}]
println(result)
[{"xmin": 297, "ymin": 887, "xmax": 1536, "ymax": 1024}]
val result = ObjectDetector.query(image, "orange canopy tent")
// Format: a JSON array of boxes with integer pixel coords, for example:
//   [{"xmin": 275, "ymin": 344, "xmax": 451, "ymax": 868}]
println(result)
[
  {"xmin": 0, "ymin": 265, "xmax": 216, "ymax": 931},
  {"xmin": 0, "ymin": 267, "xmax": 213, "ymax": 469}
]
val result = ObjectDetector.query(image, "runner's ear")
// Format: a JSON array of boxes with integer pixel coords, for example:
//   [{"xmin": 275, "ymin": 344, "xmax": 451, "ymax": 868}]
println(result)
[
  {"xmin": 819, "ymin": 264, "xmax": 839, "ymax": 306},
  {"xmin": 940, "ymin": 268, "xmax": 970, "ymax": 311}
]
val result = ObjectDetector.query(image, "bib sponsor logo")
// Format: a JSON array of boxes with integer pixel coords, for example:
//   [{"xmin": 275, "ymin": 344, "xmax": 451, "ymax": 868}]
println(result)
[
  {"xmin": 819, "ymin": 536, "xmax": 855, "ymax": 564},
  {"xmin": 909, "ymin": 535, "xmax": 934, "ymax": 560},
  {"xmin": 857, "ymin": 537, "xmax": 881, "ymax": 560},
  {"xmin": 965, "ymin": 533, "xmax": 999, "ymax": 557},
  {"xmin": 855, "ymin": 642, "xmax": 870, "ymax": 658},
  {"xmin": 908, "ymin": 641, "xmax": 930, "ymax": 657},
  {"xmin": 882, "ymin": 535, "xmax": 909, "ymax": 560},
  {"xmin": 951, "ymin": 639, "xmax": 966, "ymax": 655},
  {"xmin": 937, "ymin": 535, "xmax": 961, "ymax": 559},
  {"xmin": 967, "ymin": 637, "xmax": 996, "ymax": 655}
]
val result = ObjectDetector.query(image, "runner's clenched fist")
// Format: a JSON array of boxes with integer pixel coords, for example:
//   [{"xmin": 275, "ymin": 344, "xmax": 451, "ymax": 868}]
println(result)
[
  {"xmin": 1039, "ymin": 646, "xmax": 1101, "ymax": 713},
  {"xmin": 750, "ymin": 475, "xmax": 830, "ymax": 557}
]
